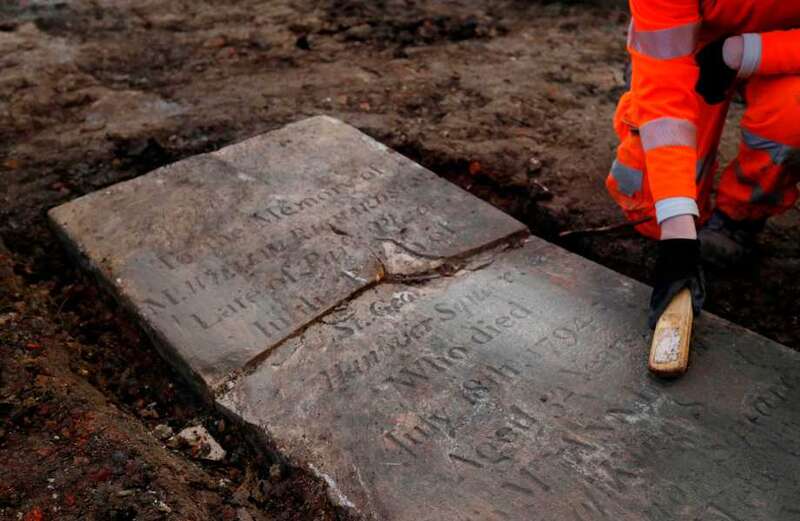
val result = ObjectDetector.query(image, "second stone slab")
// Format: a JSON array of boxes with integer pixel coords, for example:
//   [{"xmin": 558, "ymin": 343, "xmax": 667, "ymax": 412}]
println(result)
[{"xmin": 219, "ymin": 238, "xmax": 800, "ymax": 521}]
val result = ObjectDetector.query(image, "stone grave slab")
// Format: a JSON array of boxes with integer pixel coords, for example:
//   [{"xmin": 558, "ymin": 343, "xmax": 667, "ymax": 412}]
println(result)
[
  {"xmin": 48, "ymin": 116, "xmax": 528, "ymax": 393},
  {"xmin": 218, "ymin": 237, "xmax": 800, "ymax": 521}
]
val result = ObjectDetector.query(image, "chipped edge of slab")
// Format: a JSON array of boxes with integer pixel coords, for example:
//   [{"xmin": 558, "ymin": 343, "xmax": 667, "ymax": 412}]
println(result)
[
  {"xmin": 212, "ymin": 384, "xmax": 372, "ymax": 515},
  {"xmin": 48, "ymin": 213, "xmax": 215, "ymax": 399}
]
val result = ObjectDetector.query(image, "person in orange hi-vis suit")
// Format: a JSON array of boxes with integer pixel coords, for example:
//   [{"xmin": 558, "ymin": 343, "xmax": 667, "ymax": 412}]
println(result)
[{"xmin": 607, "ymin": 1, "xmax": 800, "ymax": 328}]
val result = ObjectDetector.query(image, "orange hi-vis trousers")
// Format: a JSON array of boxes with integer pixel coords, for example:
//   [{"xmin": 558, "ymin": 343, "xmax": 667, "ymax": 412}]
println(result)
[
  {"xmin": 608, "ymin": 74, "xmax": 800, "ymax": 240},
  {"xmin": 607, "ymin": 0, "xmax": 800, "ymax": 240}
]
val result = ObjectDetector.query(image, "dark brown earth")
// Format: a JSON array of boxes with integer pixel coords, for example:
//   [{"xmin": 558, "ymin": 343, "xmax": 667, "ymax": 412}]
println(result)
[{"xmin": 1, "ymin": 0, "xmax": 798, "ymax": 519}]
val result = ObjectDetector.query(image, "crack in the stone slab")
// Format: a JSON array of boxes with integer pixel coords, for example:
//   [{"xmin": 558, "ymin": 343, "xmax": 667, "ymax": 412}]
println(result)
[
  {"xmin": 212, "ymin": 231, "xmax": 530, "ymax": 397},
  {"xmin": 212, "ymin": 273, "xmax": 385, "ymax": 398}
]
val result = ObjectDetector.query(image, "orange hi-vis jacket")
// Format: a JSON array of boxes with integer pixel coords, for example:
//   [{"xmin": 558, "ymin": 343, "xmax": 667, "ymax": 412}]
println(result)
[{"xmin": 620, "ymin": 0, "xmax": 800, "ymax": 225}]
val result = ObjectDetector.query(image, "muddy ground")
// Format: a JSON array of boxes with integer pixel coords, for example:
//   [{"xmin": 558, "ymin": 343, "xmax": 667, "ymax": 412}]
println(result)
[{"xmin": 1, "ymin": 0, "xmax": 799, "ymax": 519}]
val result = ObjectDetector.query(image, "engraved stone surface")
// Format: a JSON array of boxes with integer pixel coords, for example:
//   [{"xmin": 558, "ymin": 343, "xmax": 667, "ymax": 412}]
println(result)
[
  {"xmin": 48, "ymin": 116, "xmax": 528, "ymax": 392},
  {"xmin": 51, "ymin": 115, "xmax": 800, "ymax": 520},
  {"xmin": 219, "ymin": 238, "xmax": 800, "ymax": 521}
]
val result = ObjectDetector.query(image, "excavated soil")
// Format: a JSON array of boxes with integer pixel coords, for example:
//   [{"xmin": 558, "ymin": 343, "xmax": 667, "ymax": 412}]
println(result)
[{"xmin": 1, "ymin": 0, "xmax": 798, "ymax": 519}]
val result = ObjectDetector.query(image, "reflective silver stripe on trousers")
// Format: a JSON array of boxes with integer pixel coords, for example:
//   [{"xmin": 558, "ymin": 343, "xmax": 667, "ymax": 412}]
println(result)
[
  {"xmin": 612, "ymin": 155, "xmax": 710, "ymax": 199},
  {"xmin": 742, "ymin": 129, "xmax": 795, "ymax": 165},
  {"xmin": 610, "ymin": 160, "xmax": 643, "ymax": 197},
  {"xmin": 627, "ymin": 20, "xmax": 699, "ymax": 60},
  {"xmin": 640, "ymin": 117, "xmax": 697, "ymax": 152},
  {"xmin": 738, "ymin": 33, "xmax": 762, "ymax": 79}
]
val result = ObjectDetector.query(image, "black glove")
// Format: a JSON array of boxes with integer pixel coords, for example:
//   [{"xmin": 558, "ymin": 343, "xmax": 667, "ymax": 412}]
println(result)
[
  {"xmin": 695, "ymin": 37, "xmax": 738, "ymax": 105},
  {"xmin": 649, "ymin": 239, "xmax": 706, "ymax": 329}
]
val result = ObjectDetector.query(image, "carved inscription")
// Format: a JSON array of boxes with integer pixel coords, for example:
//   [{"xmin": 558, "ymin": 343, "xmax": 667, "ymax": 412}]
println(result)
[
  {"xmin": 318, "ymin": 316, "xmax": 437, "ymax": 391},
  {"xmin": 371, "ymin": 288, "xmax": 642, "ymax": 515},
  {"xmin": 317, "ymin": 278, "xmax": 510, "ymax": 392},
  {"xmin": 367, "ymin": 278, "xmax": 798, "ymax": 518},
  {"xmin": 384, "ymin": 413, "xmax": 453, "ymax": 458},
  {"xmin": 154, "ymin": 165, "xmax": 405, "ymax": 267},
  {"xmin": 745, "ymin": 374, "xmax": 800, "ymax": 424},
  {"xmin": 150, "ymin": 165, "xmax": 442, "ymax": 277},
  {"xmin": 151, "ymin": 245, "xmax": 354, "ymax": 304},
  {"xmin": 135, "ymin": 163, "xmax": 465, "ymax": 349},
  {"xmin": 214, "ymin": 234, "xmax": 800, "ymax": 520}
]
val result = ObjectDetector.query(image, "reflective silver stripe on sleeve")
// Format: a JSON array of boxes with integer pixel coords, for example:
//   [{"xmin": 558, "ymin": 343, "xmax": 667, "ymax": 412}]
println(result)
[
  {"xmin": 742, "ymin": 128, "xmax": 794, "ymax": 164},
  {"xmin": 610, "ymin": 160, "xmax": 643, "ymax": 197},
  {"xmin": 738, "ymin": 33, "xmax": 762, "ymax": 79},
  {"xmin": 655, "ymin": 197, "xmax": 699, "ymax": 224},
  {"xmin": 628, "ymin": 20, "xmax": 699, "ymax": 60},
  {"xmin": 640, "ymin": 117, "xmax": 697, "ymax": 152}
]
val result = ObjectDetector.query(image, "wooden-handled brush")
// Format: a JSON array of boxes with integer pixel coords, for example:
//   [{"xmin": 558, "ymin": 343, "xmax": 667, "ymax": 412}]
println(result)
[{"xmin": 649, "ymin": 288, "xmax": 693, "ymax": 377}]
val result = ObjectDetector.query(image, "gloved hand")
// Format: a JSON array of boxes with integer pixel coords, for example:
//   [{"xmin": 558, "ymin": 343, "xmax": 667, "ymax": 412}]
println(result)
[
  {"xmin": 695, "ymin": 37, "xmax": 738, "ymax": 105},
  {"xmin": 649, "ymin": 239, "xmax": 706, "ymax": 329}
]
